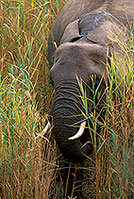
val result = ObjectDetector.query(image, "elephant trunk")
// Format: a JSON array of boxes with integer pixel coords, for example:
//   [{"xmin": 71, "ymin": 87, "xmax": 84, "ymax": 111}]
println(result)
[{"xmin": 48, "ymin": 80, "xmax": 93, "ymax": 161}]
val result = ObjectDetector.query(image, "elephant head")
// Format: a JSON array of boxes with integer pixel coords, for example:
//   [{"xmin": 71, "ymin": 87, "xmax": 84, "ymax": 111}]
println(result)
[{"xmin": 45, "ymin": 12, "xmax": 128, "ymax": 161}]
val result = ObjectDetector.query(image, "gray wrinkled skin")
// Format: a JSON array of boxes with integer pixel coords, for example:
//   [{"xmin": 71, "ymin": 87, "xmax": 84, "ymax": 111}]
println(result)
[{"xmin": 47, "ymin": 0, "xmax": 134, "ymax": 161}]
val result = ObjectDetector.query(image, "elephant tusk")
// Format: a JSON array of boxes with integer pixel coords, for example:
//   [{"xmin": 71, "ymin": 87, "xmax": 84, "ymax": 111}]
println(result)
[
  {"xmin": 35, "ymin": 121, "xmax": 51, "ymax": 140},
  {"xmin": 42, "ymin": 121, "xmax": 51, "ymax": 136},
  {"xmin": 68, "ymin": 121, "xmax": 86, "ymax": 140}
]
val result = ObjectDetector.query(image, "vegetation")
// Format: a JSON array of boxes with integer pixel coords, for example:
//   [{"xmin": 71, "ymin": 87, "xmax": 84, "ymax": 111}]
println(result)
[{"xmin": 0, "ymin": 1, "xmax": 133, "ymax": 199}]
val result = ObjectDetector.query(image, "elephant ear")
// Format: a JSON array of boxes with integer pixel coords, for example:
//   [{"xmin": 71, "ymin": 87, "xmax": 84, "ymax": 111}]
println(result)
[
  {"xmin": 60, "ymin": 19, "xmax": 82, "ymax": 44},
  {"xmin": 81, "ymin": 12, "xmax": 129, "ymax": 46}
]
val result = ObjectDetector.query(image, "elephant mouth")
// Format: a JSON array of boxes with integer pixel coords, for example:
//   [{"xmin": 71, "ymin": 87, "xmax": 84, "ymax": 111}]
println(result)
[
  {"xmin": 43, "ymin": 117, "xmax": 93, "ymax": 161},
  {"xmin": 43, "ymin": 119, "xmax": 90, "ymax": 142}
]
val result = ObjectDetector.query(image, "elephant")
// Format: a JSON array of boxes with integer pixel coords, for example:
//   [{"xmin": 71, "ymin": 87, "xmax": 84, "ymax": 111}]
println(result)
[{"xmin": 44, "ymin": 0, "xmax": 134, "ymax": 161}]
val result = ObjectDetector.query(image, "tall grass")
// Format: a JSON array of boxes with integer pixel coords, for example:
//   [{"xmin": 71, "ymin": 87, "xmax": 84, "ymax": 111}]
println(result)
[
  {"xmin": 77, "ymin": 28, "xmax": 134, "ymax": 198},
  {"xmin": 0, "ymin": 0, "xmax": 133, "ymax": 199},
  {"xmin": 103, "ymin": 31, "xmax": 134, "ymax": 198},
  {"xmin": 0, "ymin": 0, "xmax": 65, "ymax": 198}
]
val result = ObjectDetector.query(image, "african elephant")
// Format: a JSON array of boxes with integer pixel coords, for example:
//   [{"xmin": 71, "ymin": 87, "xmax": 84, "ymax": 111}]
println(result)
[{"xmin": 44, "ymin": 0, "xmax": 134, "ymax": 161}]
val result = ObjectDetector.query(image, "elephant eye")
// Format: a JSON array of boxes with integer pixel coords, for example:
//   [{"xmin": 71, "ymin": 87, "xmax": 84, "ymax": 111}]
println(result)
[{"xmin": 70, "ymin": 36, "xmax": 82, "ymax": 43}]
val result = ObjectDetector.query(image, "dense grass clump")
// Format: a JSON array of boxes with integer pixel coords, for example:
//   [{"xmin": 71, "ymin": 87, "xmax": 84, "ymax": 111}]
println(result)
[
  {"xmin": 0, "ymin": 1, "xmax": 65, "ymax": 198},
  {"xmin": 0, "ymin": 1, "xmax": 133, "ymax": 199},
  {"xmin": 96, "ymin": 34, "xmax": 134, "ymax": 198}
]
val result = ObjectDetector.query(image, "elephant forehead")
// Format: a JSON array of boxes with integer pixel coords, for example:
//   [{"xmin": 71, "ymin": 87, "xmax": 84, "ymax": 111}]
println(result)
[{"xmin": 54, "ymin": 42, "xmax": 106, "ymax": 62}]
